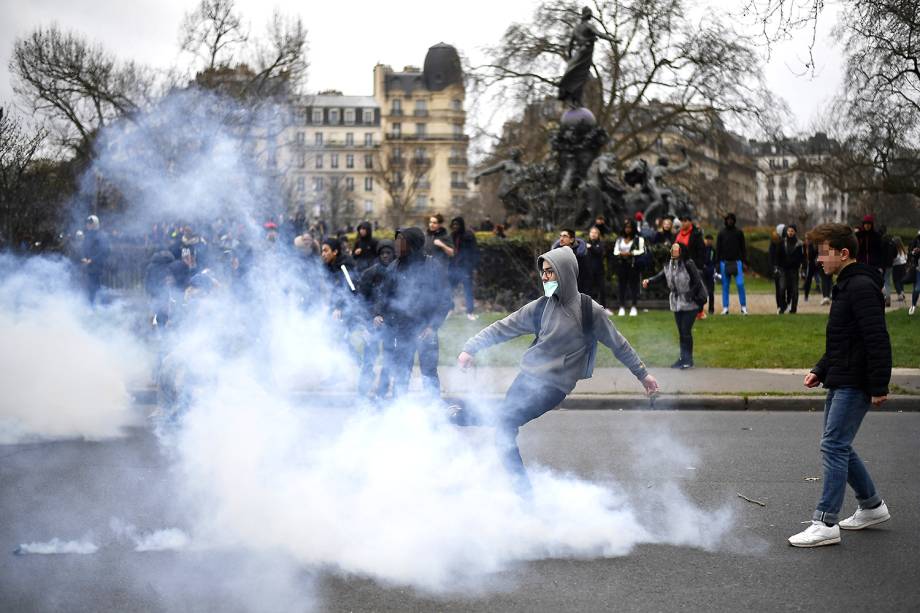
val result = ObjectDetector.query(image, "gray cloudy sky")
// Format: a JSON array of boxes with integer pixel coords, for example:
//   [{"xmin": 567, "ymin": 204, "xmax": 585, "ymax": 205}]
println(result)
[{"xmin": 0, "ymin": 0, "xmax": 844, "ymax": 135}]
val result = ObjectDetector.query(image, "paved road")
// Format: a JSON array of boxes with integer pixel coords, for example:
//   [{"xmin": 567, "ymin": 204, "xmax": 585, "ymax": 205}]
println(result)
[{"xmin": 2, "ymin": 410, "xmax": 918, "ymax": 612}]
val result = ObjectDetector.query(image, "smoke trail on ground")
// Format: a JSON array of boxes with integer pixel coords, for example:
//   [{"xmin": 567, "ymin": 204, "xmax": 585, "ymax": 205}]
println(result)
[
  {"xmin": 14, "ymin": 537, "xmax": 98, "ymax": 555},
  {"xmin": 0, "ymin": 255, "xmax": 149, "ymax": 443}
]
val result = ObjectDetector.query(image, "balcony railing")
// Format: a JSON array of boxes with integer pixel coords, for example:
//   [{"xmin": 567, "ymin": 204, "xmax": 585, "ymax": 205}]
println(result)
[
  {"xmin": 388, "ymin": 157, "xmax": 405, "ymax": 168},
  {"xmin": 413, "ymin": 109, "xmax": 429, "ymax": 117},
  {"xmin": 385, "ymin": 133, "xmax": 470, "ymax": 142},
  {"xmin": 450, "ymin": 181, "xmax": 468, "ymax": 190},
  {"xmin": 390, "ymin": 109, "xmax": 404, "ymax": 116},
  {"xmin": 411, "ymin": 156, "xmax": 431, "ymax": 166},
  {"xmin": 448, "ymin": 157, "xmax": 468, "ymax": 166}
]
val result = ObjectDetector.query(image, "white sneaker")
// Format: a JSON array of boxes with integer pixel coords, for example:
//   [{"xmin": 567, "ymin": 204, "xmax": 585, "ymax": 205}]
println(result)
[
  {"xmin": 740, "ymin": 306, "xmax": 748, "ymax": 315},
  {"xmin": 466, "ymin": 313, "xmax": 478, "ymax": 321},
  {"xmin": 721, "ymin": 307, "xmax": 729, "ymax": 315},
  {"xmin": 788, "ymin": 521, "xmax": 841, "ymax": 547},
  {"xmin": 839, "ymin": 502, "xmax": 890, "ymax": 530},
  {"xmin": 820, "ymin": 297, "xmax": 830, "ymax": 305},
  {"xmin": 629, "ymin": 306, "xmax": 638, "ymax": 317},
  {"xmin": 910, "ymin": 306, "xmax": 916, "ymax": 315},
  {"xmin": 618, "ymin": 307, "xmax": 626, "ymax": 317}
]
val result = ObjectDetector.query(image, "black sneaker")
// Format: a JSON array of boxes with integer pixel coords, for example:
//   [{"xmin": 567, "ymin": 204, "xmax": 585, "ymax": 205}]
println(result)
[
  {"xmin": 671, "ymin": 360, "xmax": 685, "ymax": 369},
  {"xmin": 681, "ymin": 362, "xmax": 694, "ymax": 369}
]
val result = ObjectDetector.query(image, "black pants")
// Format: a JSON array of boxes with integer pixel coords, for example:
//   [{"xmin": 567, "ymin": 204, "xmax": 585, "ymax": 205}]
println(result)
[
  {"xmin": 674, "ymin": 309, "xmax": 697, "ymax": 365},
  {"xmin": 496, "ymin": 373, "xmax": 567, "ymax": 492},
  {"xmin": 617, "ymin": 262, "xmax": 639, "ymax": 309},
  {"xmin": 704, "ymin": 274, "xmax": 715, "ymax": 314},
  {"xmin": 389, "ymin": 326, "xmax": 440, "ymax": 397},
  {"xmin": 893, "ymin": 264, "xmax": 907, "ymax": 295},
  {"xmin": 588, "ymin": 267, "xmax": 607, "ymax": 307},
  {"xmin": 779, "ymin": 268, "xmax": 799, "ymax": 313}
]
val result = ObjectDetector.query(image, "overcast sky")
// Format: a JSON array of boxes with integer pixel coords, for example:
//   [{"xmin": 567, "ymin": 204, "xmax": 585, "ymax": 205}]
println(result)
[{"xmin": 0, "ymin": 0, "xmax": 844, "ymax": 137}]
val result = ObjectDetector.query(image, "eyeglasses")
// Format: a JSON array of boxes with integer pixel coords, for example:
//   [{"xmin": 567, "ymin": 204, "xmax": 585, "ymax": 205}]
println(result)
[{"xmin": 540, "ymin": 268, "xmax": 556, "ymax": 278}]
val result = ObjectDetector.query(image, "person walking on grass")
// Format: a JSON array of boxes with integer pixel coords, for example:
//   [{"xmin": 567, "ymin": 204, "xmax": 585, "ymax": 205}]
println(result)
[
  {"xmin": 910, "ymin": 228, "xmax": 920, "ymax": 315},
  {"xmin": 456, "ymin": 246, "xmax": 658, "ymax": 493},
  {"xmin": 788, "ymin": 223, "xmax": 892, "ymax": 548},
  {"xmin": 642, "ymin": 242, "xmax": 707, "ymax": 369}
]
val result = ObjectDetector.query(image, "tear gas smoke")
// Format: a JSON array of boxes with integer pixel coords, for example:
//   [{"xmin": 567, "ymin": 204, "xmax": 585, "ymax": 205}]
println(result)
[
  {"xmin": 14, "ymin": 538, "xmax": 98, "ymax": 555},
  {"xmin": 5, "ymin": 88, "xmax": 743, "ymax": 600},
  {"xmin": 0, "ymin": 256, "xmax": 149, "ymax": 443},
  {"xmin": 110, "ymin": 518, "xmax": 190, "ymax": 552}
]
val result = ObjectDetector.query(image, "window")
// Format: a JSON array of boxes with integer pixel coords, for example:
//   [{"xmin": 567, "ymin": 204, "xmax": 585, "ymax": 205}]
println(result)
[
  {"xmin": 364, "ymin": 132, "xmax": 374, "ymax": 146},
  {"xmin": 451, "ymin": 171, "xmax": 460, "ymax": 183},
  {"xmin": 315, "ymin": 132, "xmax": 323, "ymax": 146},
  {"xmin": 415, "ymin": 123, "xmax": 426, "ymax": 137},
  {"xmin": 414, "ymin": 99, "xmax": 428, "ymax": 116},
  {"xmin": 312, "ymin": 109, "xmax": 323, "ymax": 124},
  {"xmin": 315, "ymin": 154, "xmax": 323, "ymax": 169},
  {"xmin": 364, "ymin": 177, "xmax": 374, "ymax": 192},
  {"xmin": 391, "ymin": 99, "xmax": 402, "ymax": 115},
  {"xmin": 297, "ymin": 152, "xmax": 305, "ymax": 168},
  {"xmin": 314, "ymin": 177, "xmax": 324, "ymax": 192},
  {"xmin": 452, "ymin": 123, "xmax": 463, "ymax": 138},
  {"xmin": 296, "ymin": 131, "xmax": 305, "ymax": 145},
  {"xmin": 392, "ymin": 147, "xmax": 403, "ymax": 161},
  {"xmin": 451, "ymin": 99, "xmax": 462, "ymax": 111},
  {"xmin": 364, "ymin": 154, "xmax": 373, "ymax": 169},
  {"xmin": 344, "ymin": 108, "xmax": 355, "ymax": 125},
  {"xmin": 415, "ymin": 194, "xmax": 428, "ymax": 209},
  {"xmin": 346, "ymin": 176, "xmax": 355, "ymax": 192},
  {"xmin": 364, "ymin": 200, "xmax": 373, "ymax": 214},
  {"xmin": 391, "ymin": 123, "xmax": 401, "ymax": 138},
  {"xmin": 294, "ymin": 108, "xmax": 306, "ymax": 124},
  {"xmin": 345, "ymin": 132, "xmax": 354, "ymax": 146},
  {"xmin": 330, "ymin": 153, "xmax": 339, "ymax": 169},
  {"xmin": 362, "ymin": 109, "xmax": 374, "ymax": 124},
  {"xmin": 414, "ymin": 147, "xmax": 427, "ymax": 163},
  {"xmin": 296, "ymin": 177, "xmax": 305, "ymax": 193},
  {"xmin": 346, "ymin": 154, "xmax": 354, "ymax": 168},
  {"xmin": 329, "ymin": 109, "xmax": 340, "ymax": 124}
]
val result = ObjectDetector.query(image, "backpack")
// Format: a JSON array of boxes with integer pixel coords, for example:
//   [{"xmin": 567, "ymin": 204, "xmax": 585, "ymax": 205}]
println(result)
[
  {"xmin": 685, "ymin": 260, "xmax": 709, "ymax": 309},
  {"xmin": 530, "ymin": 293, "xmax": 598, "ymax": 379}
]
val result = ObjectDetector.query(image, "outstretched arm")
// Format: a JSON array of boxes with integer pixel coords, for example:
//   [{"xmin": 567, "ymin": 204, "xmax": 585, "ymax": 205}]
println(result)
[
  {"xmin": 458, "ymin": 299, "xmax": 541, "ymax": 365},
  {"xmin": 473, "ymin": 161, "xmax": 506, "ymax": 182},
  {"xmin": 593, "ymin": 306, "xmax": 658, "ymax": 395}
]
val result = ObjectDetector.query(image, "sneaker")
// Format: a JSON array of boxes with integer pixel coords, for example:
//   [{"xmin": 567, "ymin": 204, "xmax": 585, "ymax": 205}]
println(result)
[
  {"xmin": 466, "ymin": 313, "xmax": 478, "ymax": 321},
  {"xmin": 670, "ymin": 360, "xmax": 685, "ymax": 369},
  {"xmin": 839, "ymin": 502, "xmax": 890, "ymax": 530},
  {"xmin": 629, "ymin": 306, "xmax": 638, "ymax": 317},
  {"xmin": 618, "ymin": 307, "xmax": 626, "ymax": 317},
  {"xmin": 898, "ymin": 293, "xmax": 905, "ymax": 302},
  {"xmin": 680, "ymin": 362, "xmax": 693, "ymax": 369},
  {"xmin": 721, "ymin": 307, "xmax": 729, "ymax": 315},
  {"xmin": 777, "ymin": 308, "xmax": 783, "ymax": 314},
  {"xmin": 696, "ymin": 311, "xmax": 706, "ymax": 320},
  {"xmin": 788, "ymin": 521, "xmax": 841, "ymax": 547},
  {"xmin": 820, "ymin": 297, "xmax": 831, "ymax": 306},
  {"xmin": 740, "ymin": 306, "xmax": 748, "ymax": 315},
  {"xmin": 910, "ymin": 305, "xmax": 916, "ymax": 315}
]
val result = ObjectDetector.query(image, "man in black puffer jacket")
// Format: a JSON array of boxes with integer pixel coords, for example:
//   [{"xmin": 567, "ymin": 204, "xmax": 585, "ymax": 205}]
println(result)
[{"xmin": 789, "ymin": 223, "xmax": 892, "ymax": 549}]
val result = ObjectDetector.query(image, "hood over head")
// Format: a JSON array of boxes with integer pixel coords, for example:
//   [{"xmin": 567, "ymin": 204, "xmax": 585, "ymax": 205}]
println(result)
[
  {"xmin": 357, "ymin": 220, "xmax": 373, "ymax": 239},
  {"xmin": 395, "ymin": 227, "xmax": 426, "ymax": 262},
  {"xmin": 538, "ymin": 247, "xmax": 580, "ymax": 306},
  {"xmin": 376, "ymin": 239, "xmax": 395, "ymax": 255},
  {"xmin": 724, "ymin": 213, "xmax": 736, "ymax": 226},
  {"xmin": 450, "ymin": 216, "xmax": 467, "ymax": 234}
]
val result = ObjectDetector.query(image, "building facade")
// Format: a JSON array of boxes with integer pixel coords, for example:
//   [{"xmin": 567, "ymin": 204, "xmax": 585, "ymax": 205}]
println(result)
[{"xmin": 750, "ymin": 133, "xmax": 850, "ymax": 227}]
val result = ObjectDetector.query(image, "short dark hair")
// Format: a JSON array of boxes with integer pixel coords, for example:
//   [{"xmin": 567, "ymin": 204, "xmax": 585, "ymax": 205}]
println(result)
[
  {"xmin": 322, "ymin": 237, "xmax": 341, "ymax": 253},
  {"xmin": 704, "ymin": 234, "xmax": 714, "ymax": 240},
  {"xmin": 561, "ymin": 228, "xmax": 575, "ymax": 238},
  {"xmin": 807, "ymin": 223, "xmax": 858, "ymax": 258},
  {"xmin": 430, "ymin": 213, "xmax": 444, "ymax": 223}
]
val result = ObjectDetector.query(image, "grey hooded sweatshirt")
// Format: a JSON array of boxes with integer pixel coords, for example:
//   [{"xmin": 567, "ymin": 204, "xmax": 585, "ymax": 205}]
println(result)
[{"xmin": 461, "ymin": 247, "xmax": 648, "ymax": 394}]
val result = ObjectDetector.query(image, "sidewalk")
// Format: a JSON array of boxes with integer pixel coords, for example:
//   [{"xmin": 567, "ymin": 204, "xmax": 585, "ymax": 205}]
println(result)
[{"xmin": 132, "ymin": 367, "xmax": 920, "ymax": 411}]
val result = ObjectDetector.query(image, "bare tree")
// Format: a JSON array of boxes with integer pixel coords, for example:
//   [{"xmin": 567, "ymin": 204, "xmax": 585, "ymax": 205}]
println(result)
[
  {"xmin": 9, "ymin": 26, "xmax": 151, "ymax": 158},
  {"xmin": 0, "ymin": 107, "xmax": 47, "ymax": 245},
  {"xmin": 473, "ymin": 0, "xmax": 783, "ymax": 165},
  {"xmin": 179, "ymin": 0, "xmax": 249, "ymax": 71},
  {"xmin": 373, "ymin": 150, "xmax": 431, "ymax": 229}
]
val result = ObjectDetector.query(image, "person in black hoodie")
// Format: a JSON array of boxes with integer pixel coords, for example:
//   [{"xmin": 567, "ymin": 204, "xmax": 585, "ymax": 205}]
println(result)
[
  {"xmin": 855, "ymin": 214, "xmax": 884, "ymax": 271},
  {"xmin": 715, "ymin": 212, "xmax": 748, "ymax": 315},
  {"xmin": 449, "ymin": 216, "xmax": 481, "ymax": 320},
  {"xmin": 375, "ymin": 227, "xmax": 452, "ymax": 397},
  {"xmin": 789, "ymin": 223, "xmax": 891, "ymax": 548},
  {"xmin": 321, "ymin": 237, "xmax": 358, "ymax": 322},
  {"xmin": 358, "ymin": 240, "xmax": 396, "ymax": 397},
  {"xmin": 776, "ymin": 224, "xmax": 804, "ymax": 314},
  {"xmin": 144, "ymin": 250, "xmax": 176, "ymax": 328},
  {"xmin": 584, "ymin": 226, "xmax": 608, "ymax": 310},
  {"xmin": 352, "ymin": 221, "xmax": 379, "ymax": 273},
  {"xmin": 80, "ymin": 215, "xmax": 110, "ymax": 304}
]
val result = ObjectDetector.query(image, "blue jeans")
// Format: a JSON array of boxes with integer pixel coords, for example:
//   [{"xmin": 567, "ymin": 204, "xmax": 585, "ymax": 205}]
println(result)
[
  {"xmin": 719, "ymin": 260, "xmax": 746, "ymax": 308},
  {"xmin": 813, "ymin": 388, "xmax": 882, "ymax": 524},
  {"xmin": 913, "ymin": 268, "xmax": 920, "ymax": 307}
]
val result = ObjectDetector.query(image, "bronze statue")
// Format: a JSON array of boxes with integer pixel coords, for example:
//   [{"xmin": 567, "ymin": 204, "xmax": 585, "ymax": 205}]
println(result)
[
  {"xmin": 472, "ymin": 149, "xmax": 528, "ymax": 213},
  {"xmin": 558, "ymin": 7, "xmax": 617, "ymax": 109}
]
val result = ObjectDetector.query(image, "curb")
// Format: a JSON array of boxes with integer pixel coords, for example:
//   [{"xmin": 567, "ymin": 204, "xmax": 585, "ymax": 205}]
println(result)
[{"xmin": 131, "ymin": 389, "xmax": 920, "ymax": 412}]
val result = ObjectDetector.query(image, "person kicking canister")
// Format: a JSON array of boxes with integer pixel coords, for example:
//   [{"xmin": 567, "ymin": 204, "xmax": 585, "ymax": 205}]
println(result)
[
  {"xmin": 456, "ymin": 247, "xmax": 658, "ymax": 492},
  {"xmin": 788, "ymin": 223, "xmax": 892, "ymax": 548}
]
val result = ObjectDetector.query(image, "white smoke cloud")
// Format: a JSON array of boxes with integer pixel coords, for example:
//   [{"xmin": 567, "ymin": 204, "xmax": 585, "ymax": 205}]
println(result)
[
  {"xmin": 0, "ymin": 256, "xmax": 150, "ymax": 443},
  {"xmin": 15, "ymin": 537, "xmax": 98, "ymax": 555},
  {"xmin": 110, "ymin": 518, "xmax": 191, "ymax": 552}
]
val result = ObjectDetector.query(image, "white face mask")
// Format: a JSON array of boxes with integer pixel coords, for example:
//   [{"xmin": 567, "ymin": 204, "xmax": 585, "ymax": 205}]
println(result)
[{"xmin": 543, "ymin": 280, "xmax": 558, "ymax": 297}]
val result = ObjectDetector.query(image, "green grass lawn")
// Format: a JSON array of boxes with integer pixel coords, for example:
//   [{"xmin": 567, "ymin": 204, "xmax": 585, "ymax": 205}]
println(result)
[{"xmin": 439, "ymin": 310, "xmax": 919, "ymax": 369}]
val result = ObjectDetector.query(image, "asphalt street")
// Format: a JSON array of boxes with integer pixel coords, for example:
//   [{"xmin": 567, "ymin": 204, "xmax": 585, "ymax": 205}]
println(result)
[{"xmin": 1, "ymin": 410, "xmax": 918, "ymax": 612}]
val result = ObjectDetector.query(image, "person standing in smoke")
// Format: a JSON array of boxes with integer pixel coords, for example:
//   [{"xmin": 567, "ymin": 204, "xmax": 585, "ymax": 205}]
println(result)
[
  {"xmin": 358, "ymin": 240, "xmax": 396, "ymax": 397},
  {"xmin": 456, "ymin": 247, "xmax": 658, "ymax": 492},
  {"xmin": 789, "ymin": 223, "xmax": 891, "ymax": 547},
  {"xmin": 80, "ymin": 215, "xmax": 110, "ymax": 305},
  {"xmin": 448, "ymin": 216, "xmax": 480, "ymax": 321},
  {"xmin": 320, "ymin": 237, "xmax": 358, "ymax": 322},
  {"xmin": 144, "ymin": 250, "xmax": 176, "ymax": 329},
  {"xmin": 352, "ymin": 221, "xmax": 379, "ymax": 274},
  {"xmin": 376, "ymin": 227, "xmax": 452, "ymax": 398}
]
